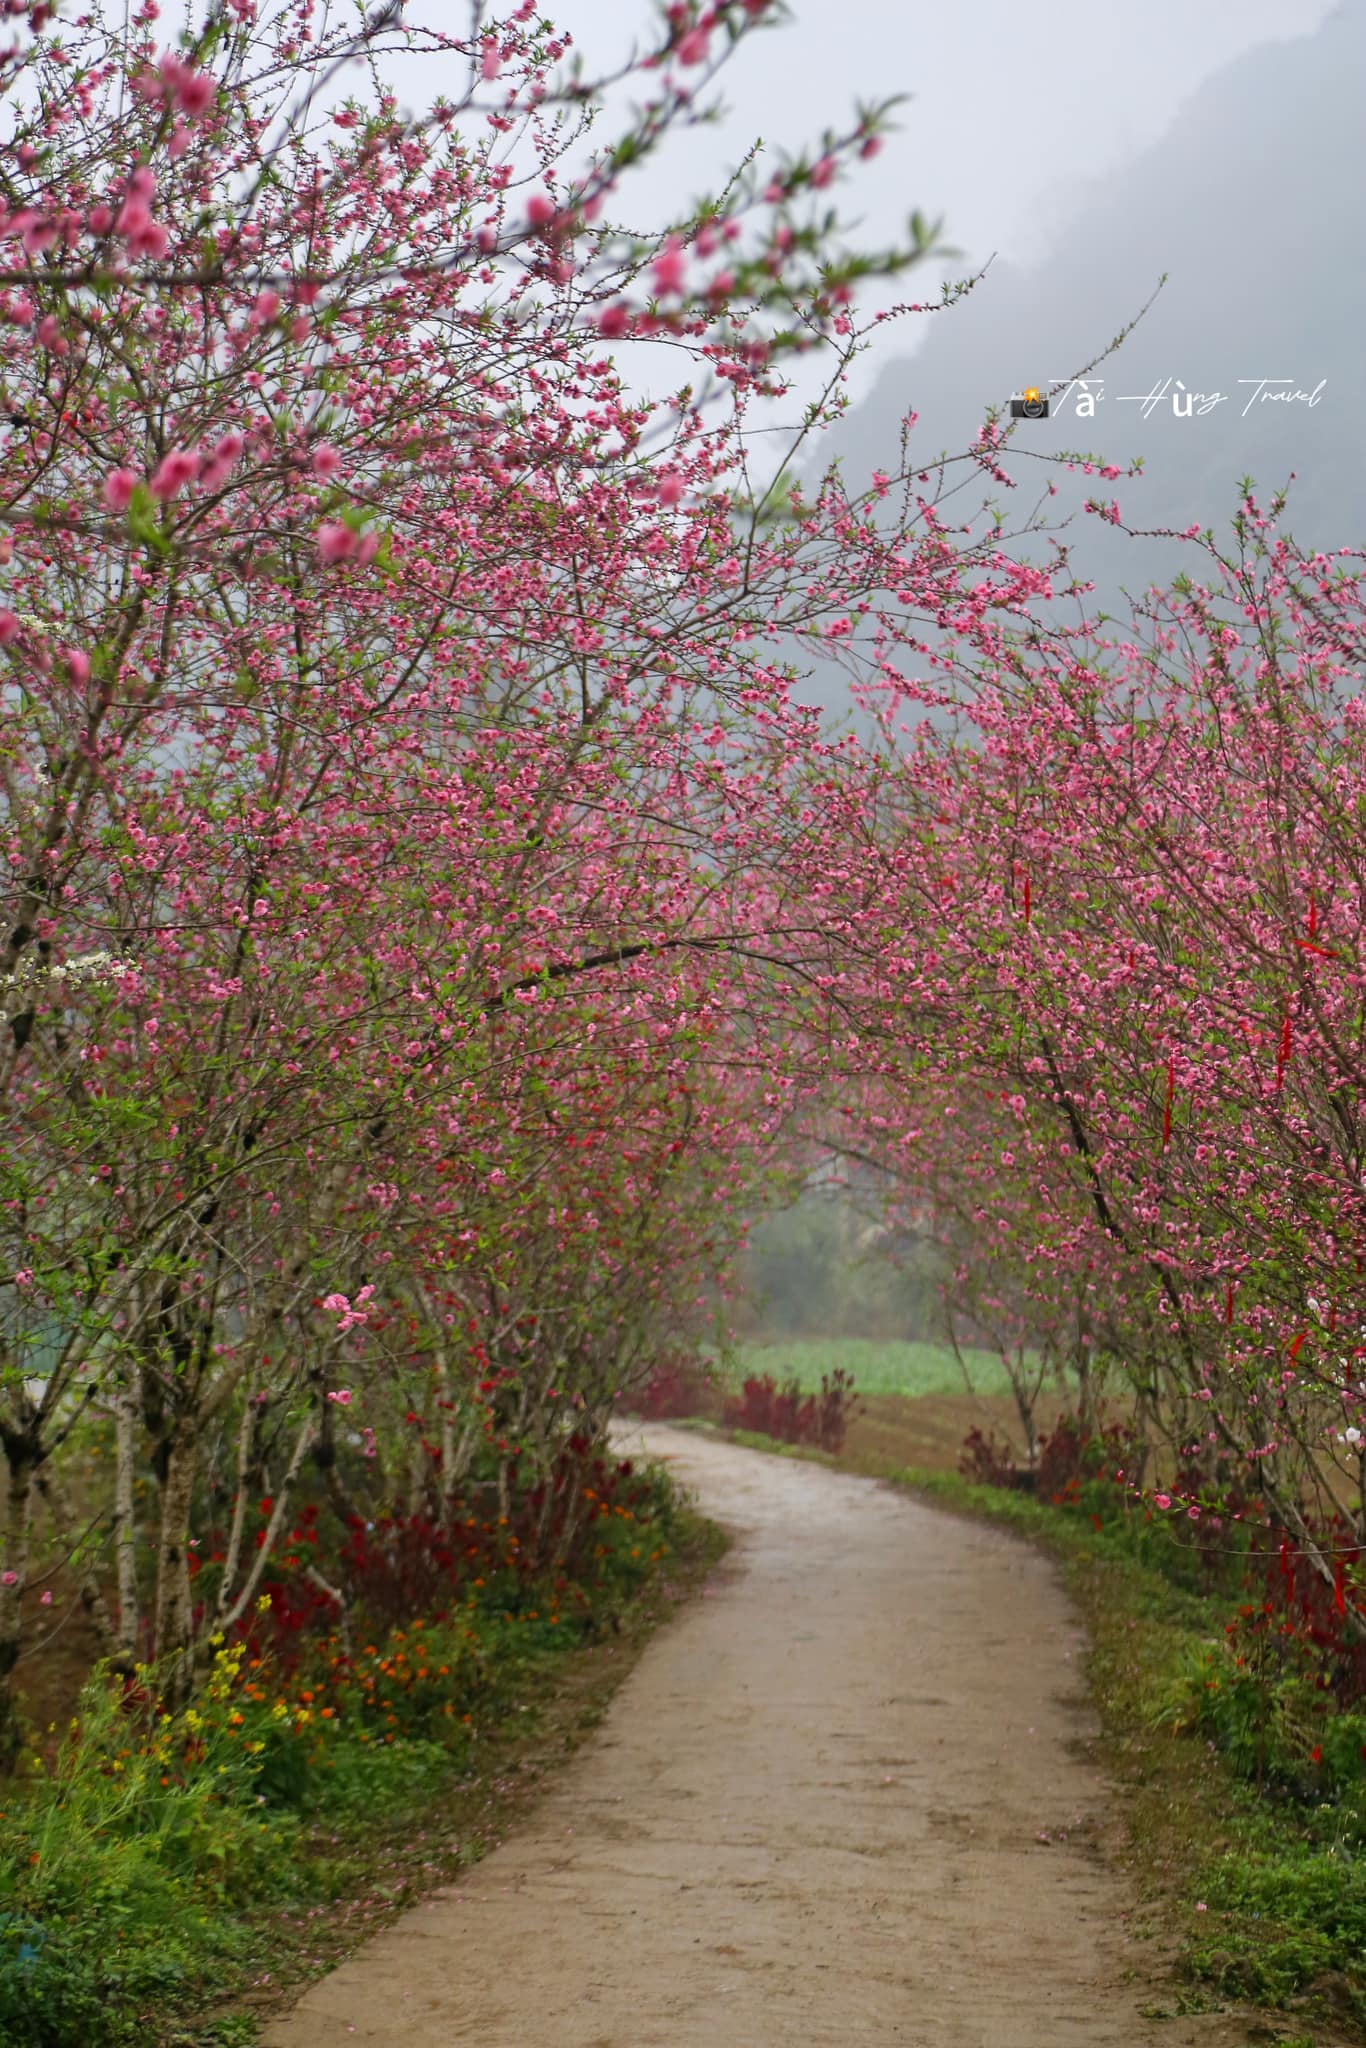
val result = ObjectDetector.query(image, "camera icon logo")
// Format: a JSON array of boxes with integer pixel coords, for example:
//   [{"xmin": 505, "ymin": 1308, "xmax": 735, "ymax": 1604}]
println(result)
[{"xmin": 1009, "ymin": 385, "xmax": 1049, "ymax": 419}]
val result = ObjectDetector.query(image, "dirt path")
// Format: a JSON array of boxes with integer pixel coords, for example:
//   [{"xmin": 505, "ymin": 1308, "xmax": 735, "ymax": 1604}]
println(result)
[{"xmin": 262, "ymin": 1426, "xmax": 1229, "ymax": 2047}]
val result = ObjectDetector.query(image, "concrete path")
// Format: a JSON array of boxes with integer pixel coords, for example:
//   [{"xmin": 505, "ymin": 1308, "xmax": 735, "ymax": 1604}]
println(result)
[{"xmin": 262, "ymin": 1425, "xmax": 1225, "ymax": 2047}]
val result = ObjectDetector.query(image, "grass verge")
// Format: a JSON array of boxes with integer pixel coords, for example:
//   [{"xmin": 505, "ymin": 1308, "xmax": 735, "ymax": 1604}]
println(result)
[{"xmin": 0, "ymin": 1488, "xmax": 726, "ymax": 2048}]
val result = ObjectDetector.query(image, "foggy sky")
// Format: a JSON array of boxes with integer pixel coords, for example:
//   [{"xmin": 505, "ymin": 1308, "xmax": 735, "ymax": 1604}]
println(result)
[{"xmin": 536, "ymin": 0, "xmax": 1339, "ymax": 398}]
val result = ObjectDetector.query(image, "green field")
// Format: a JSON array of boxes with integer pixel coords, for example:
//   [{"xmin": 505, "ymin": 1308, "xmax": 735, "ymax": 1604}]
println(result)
[{"xmin": 720, "ymin": 1338, "xmax": 1019, "ymax": 1399}]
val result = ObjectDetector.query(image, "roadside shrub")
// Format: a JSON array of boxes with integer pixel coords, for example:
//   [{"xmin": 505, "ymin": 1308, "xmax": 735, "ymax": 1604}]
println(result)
[
  {"xmin": 0, "ymin": 1455, "xmax": 689, "ymax": 2045},
  {"xmin": 957, "ymin": 1411, "xmax": 1137, "ymax": 1507},
  {"xmin": 1257, "ymin": 1527, "xmax": 1366, "ymax": 1707},
  {"xmin": 1153, "ymin": 1518, "xmax": 1366, "ymax": 1804},
  {"xmin": 722, "ymin": 1368, "xmax": 862, "ymax": 1452},
  {"xmin": 1036, "ymin": 1414, "xmax": 1135, "ymax": 1505},
  {"xmin": 958, "ymin": 1425, "xmax": 1018, "ymax": 1487},
  {"xmin": 629, "ymin": 1352, "xmax": 720, "ymax": 1422}
]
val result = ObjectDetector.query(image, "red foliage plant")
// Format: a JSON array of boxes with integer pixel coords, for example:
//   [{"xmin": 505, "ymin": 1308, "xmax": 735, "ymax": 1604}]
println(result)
[
  {"xmin": 1252, "ymin": 1521, "xmax": 1366, "ymax": 1707},
  {"xmin": 629, "ymin": 1353, "xmax": 721, "ymax": 1422},
  {"xmin": 722, "ymin": 1369, "xmax": 862, "ymax": 1453}
]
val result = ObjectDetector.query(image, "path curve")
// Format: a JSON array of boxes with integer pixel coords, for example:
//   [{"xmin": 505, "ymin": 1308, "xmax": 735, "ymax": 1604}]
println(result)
[{"xmin": 263, "ymin": 1426, "xmax": 1212, "ymax": 2047}]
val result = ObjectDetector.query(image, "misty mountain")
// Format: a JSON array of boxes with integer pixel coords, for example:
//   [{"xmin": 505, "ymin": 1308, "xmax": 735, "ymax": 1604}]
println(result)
[{"xmin": 797, "ymin": 0, "xmax": 1365, "ymax": 706}]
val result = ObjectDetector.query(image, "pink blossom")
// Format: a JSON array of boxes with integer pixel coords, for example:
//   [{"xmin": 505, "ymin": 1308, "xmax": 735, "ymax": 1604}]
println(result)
[
  {"xmin": 656, "ymin": 471, "xmax": 685, "ymax": 508},
  {"xmin": 810, "ymin": 155, "xmax": 836, "ymax": 189},
  {"xmin": 597, "ymin": 301, "xmax": 632, "ymax": 338},
  {"xmin": 311, "ymin": 444, "xmax": 342, "ymax": 480},
  {"xmin": 326, "ymin": 1389, "xmax": 353, "ymax": 1406},
  {"xmin": 175, "ymin": 68, "xmax": 216, "ymax": 119},
  {"xmin": 104, "ymin": 468, "xmax": 139, "ymax": 512},
  {"xmin": 127, "ymin": 218, "xmax": 169, "ymax": 260},
  {"xmin": 12, "ymin": 1267, "xmax": 33, "ymax": 1285},
  {"xmin": 1, "ymin": 1571, "xmax": 16, "ymax": 1587},
  {"xmin": 159, "ymin": 54, "xmax": 215, "ymax": 120},
  {"xmin": 859, "ymin": 134, "xmax": 882, "ymax": 161},
  {"xmin": 676, "ymin": 26, "xmax": 710, "ymax": 64},
  {"xmin": 167, "ymin": 122, "xmax": 191, "ymax": 160},
  {"xmin": 525, "ymin": 191, "xmax": 556, "ymax": 230},
  {"xmin": 480, "ymin": 40, "xmax": 501, "ymax": 81},
  {"xmin": 40, "ymin": 1589, "xmax": 53, "ymax": 1606},
  {"xmin": 651, "ymin": 239, "xmax": 687, "ymax": 297},
  {"xmin": 1153, "ymin": 1493, "xmax": 1171, "ymax": 1510},
  {"xmin": 149, "ymin": 447, "xmax": 201, "ymax": 500},
  {"xmin": 0, "ymin": 613, "xmax": 20, "ymax": 647},
  {"xmin": 251, "ymin": 289, "xmax": 281, "ymax": 325},
  {"xmin": 355, "ymin": 531, "xmax": 380, "ymax": 567},
  {"xmin": 88, "ymin": 203, "xmax": 114, "ymax": 236},
  {"xmin": 317, "ymin": 521, "xmax": 359, "ymax": 564},
  {"xmin": 64, "ymin": 649, "xmax": 91, "ymax": 687}
]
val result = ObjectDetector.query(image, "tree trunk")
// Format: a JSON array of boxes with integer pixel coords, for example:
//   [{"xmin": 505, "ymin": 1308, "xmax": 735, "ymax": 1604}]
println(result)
[
  {"xmin": 153, "ymin": 1426, "xmax": 198, "ymax": 1704},
  {"xmin": 0, "ymin": 1434, "xmax": 36, "ymax": 1761},
  {"xmin": 113, "ymin": 1375, "xmax": 141, "ymax": 1667},
  {"xmin": 34, "ymin": 1463, "xmax": 118, "ymax": 1661}
]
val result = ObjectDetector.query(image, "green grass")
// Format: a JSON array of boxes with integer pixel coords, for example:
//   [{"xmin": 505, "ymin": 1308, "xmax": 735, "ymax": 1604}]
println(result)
[
  {"xmin": 720, "ymin": 1337, "xmax": 1019, "ymax": 1399},
  {"xmin": 0, "ymin": 1475, "xmax": 721, "ymax": 2047}
]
